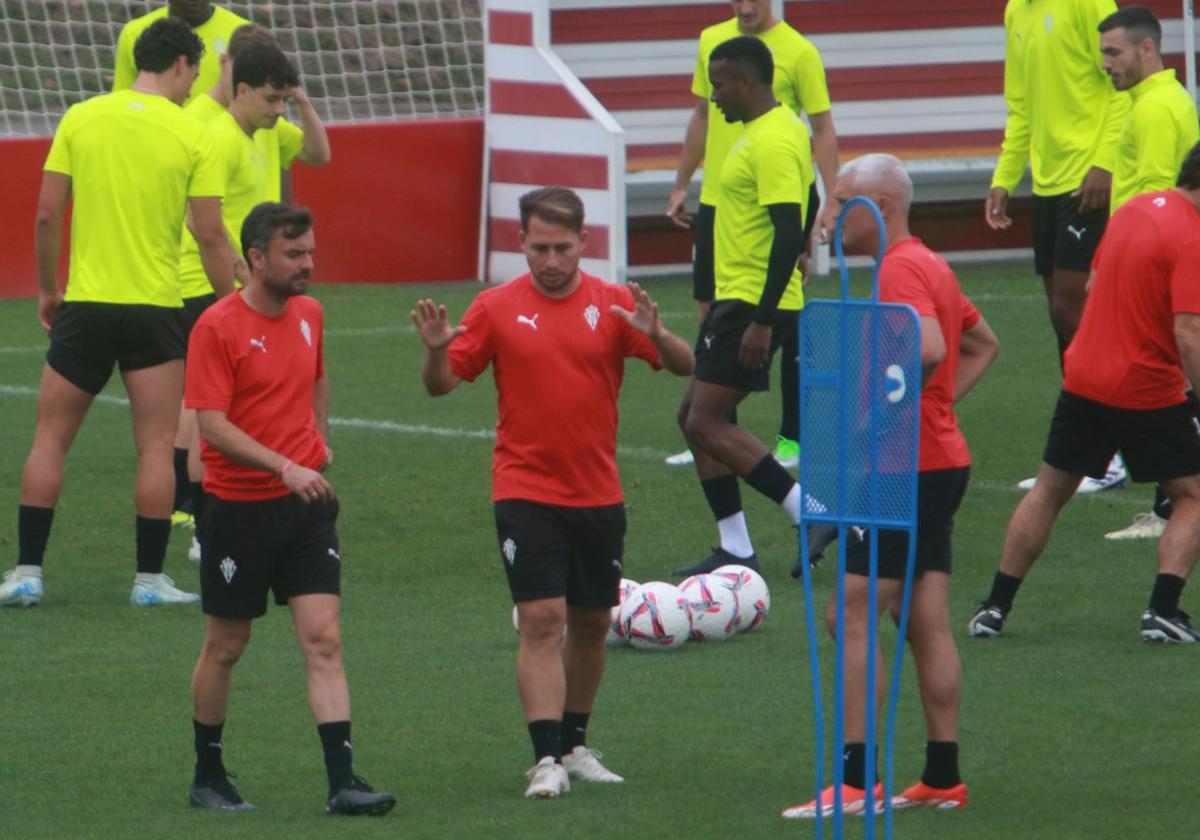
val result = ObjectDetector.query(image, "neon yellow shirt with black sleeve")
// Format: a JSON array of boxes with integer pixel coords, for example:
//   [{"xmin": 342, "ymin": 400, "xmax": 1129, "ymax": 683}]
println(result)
[
  {"xmin": 692, "ymin": 18, "xmax": 830, "ymax": 206},
  {"xmin": 113, "ymin": 5, "xmax": 250, "ymax": 105},
  {"xmin": 1110, "ymin": 69, "xmax": 1199, "ymax": 213},
  {"xmin": 176, "ymin": 98, "xmax": 307, "ymax": 298},
  {"xmin": 713, "ymin": 105, "xmax": 812, "ymax": 311},
  {"xmin": 43, "ymin": 90, "xmax": 224, "ymax": 307},
  {"xmin": 991, "ymin": 0, "xmax": 1131, "ymax": 196}
]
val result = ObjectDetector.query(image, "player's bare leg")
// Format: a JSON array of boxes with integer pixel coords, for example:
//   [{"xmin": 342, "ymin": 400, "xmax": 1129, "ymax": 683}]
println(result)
[
  {"xmin": 192, "ymin": 615, "xmax": 254, "ymax": 724},
  {"xmin": 19, "ymin": 364, "xmax": 95, "ymax": 509},
  {"xmin": 680, "ymin": 380, "xmax": 766, "ymax": 475},
  {"xmin": 904, "ymin": 572, "xmax": 959, "ymax": 741},
  {"xmin": 516, "ymin": 596, "xmax": 568, "ymax": 721},
  {"xmin": 1043, "ymin": 267, "xmax": 1088, "ymax": 359},
  {"xmin": 998, "ymin": 463, "xmax": 1082, "ymax": 579}
]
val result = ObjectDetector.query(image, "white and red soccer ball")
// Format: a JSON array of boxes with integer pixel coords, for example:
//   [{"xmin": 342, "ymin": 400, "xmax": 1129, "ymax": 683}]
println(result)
[
  {"xmin": 618, "ymin": 581, "xmax": 692, "ymax": 651},
  {"xmin": 679, "ymin": 573, "xmax": 738, "ymax": 641},
  {"xmin": 607, "ymin": 578, "xmax": 641, "ymax": 646},
  {"xmin": 710, "ymin": 564, "xmax": 771, "ymax": 632}
]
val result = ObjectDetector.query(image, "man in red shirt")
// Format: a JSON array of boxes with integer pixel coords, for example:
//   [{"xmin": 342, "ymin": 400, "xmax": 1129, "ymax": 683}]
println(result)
[
  {"xmin": 412, "ymin": 186, "xmax": 694, "ymax": 799},
  {"xmin": 784, "ymin": 155, "xmax": 998, "ymax": 819},
  {"xmin": 185, "ymin": 203, "xmax": 395, "ymax": 816},
  {"xmin": 971, "ymin": 142, "xmax": 1200, "ymax": 643}
]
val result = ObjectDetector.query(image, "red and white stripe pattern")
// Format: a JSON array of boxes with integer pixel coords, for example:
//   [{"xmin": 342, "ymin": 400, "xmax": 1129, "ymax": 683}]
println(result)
[{"xmin": 486, "ymin": 0, "xmax": 626, "ymax": 283}]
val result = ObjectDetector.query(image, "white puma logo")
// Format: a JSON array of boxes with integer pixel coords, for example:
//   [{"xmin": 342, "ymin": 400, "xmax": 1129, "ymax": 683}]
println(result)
[
  {"xmin": 703, "ymin": 333, "xmax": 715, "ymax": 349},
  {"xmin": 1066, "ymin": 225, "xmax": 1086, "ymax": 241},
  {"xmin": 517, "ymin": 314, "xmax": 539, "ymax": 331},
  {"xmin": 249, "ymin": 336, "xmax": 267, "ymax": 353}
]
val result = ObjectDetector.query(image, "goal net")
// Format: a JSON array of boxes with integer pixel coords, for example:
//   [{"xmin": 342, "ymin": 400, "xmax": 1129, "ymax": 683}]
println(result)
[{"xmin": 0, "ymin": 0, "xmax": 485, "ymax": 135}]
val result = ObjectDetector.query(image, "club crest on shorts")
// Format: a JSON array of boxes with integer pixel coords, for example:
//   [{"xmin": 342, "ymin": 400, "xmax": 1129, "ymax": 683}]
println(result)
[
  {"xmin": 502, "ymin": 538, "xmax": 517, "ymax": 566},
  {"xmin": 584, "ymin": 304, "xmax": 600, "ymax": 331},
  {"xmin": 300, "ymin": 318, "xmax": 312, "ymax": 347},
  {"xmin": 220, "ymin": 556, "xmax": 237, "ymax": 583}
]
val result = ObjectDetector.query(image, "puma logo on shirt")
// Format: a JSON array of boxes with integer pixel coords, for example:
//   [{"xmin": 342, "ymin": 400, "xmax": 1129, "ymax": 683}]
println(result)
[
  {"xmin": 517, "ymin": 314, "xmax": 539, "ymax": 331},
  {"xmin": 249, "ymin": 336, "xmax": 267, "ymax": 353}
]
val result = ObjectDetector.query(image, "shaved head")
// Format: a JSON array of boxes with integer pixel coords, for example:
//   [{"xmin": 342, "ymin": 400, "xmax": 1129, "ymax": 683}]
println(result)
[{"xmin": 837, "ymin": 154, "xmax": 913, "ymax": 213}]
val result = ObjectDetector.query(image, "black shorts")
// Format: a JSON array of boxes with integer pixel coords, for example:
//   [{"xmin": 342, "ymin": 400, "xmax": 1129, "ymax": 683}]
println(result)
[
  {"xmin": 494, "ymin": 500, "xmax": 626, "ymax": 609},
  {"xmin": 46, "ymin": 302, "xmax": 186, "ymax": 395},
  {"xmin": 845, "ymin": 467, "xmax": 970, "ymax": 580},
  {"xmin": 181, "ymin": 293, "xmax": 218, "ymax": 336},
  {"xmin": 1031, "ymin": 192, "xmax": 1107, "ymax": 277},
  {"xmin": 1043, "ymin": 390, "xmax": 1200, "ymax": 483},
  {"xmin": 198, "ymin": 494, "xmax": 341, "ymax": 619},
  {"xmin": 694, "ymin": 300, "xmax": 799, "ymax": 392}
]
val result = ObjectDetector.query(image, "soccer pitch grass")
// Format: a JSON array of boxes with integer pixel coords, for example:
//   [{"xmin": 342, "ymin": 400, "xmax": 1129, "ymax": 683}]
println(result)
[{"xmin": 0, "ymin": 264, "xmax": 1194, "ymax": 839}]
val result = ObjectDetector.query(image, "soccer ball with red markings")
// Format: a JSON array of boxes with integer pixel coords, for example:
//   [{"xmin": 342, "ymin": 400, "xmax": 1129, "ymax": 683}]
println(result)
[
  {"xmin": 607, "ymin": 578, "xmax": 641, "ymax": 646},
  {"xmin": 679, "ymin": 573, "xmax": 738, "ymax": 641},
  {"xmin": 619, "ymin": 581, "xmax": 691, "ymax": 651},
  {"xmin": 711, "ymin": 564, "xmax": 771, "ymax": 632}
]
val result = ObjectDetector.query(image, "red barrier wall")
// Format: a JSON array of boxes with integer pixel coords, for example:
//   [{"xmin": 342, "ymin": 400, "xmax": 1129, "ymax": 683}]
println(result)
[{"xmin": 0, "ymin": 117, "xmax": 484, "ymax": 299}]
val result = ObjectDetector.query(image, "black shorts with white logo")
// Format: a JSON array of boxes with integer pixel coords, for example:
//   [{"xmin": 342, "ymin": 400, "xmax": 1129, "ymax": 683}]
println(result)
[
  {"xmin": 181, "ymin": 293, "xmax": 219, "ymax": 337},
  {"xmin": 198, "ymin": 493, "xmax": 341, "ymax": 619},
  {"xmin": 46, "ymin": 302, "xmax": 187, "ymax": 394},
  {"xmin": 845, "ymin": 467, "xmax": 970, "ymax": 580},
  {"xmin": 1031, "ymin": 192, "xmax": 1107, "ymax": 277},
  {"xmin": 693, "ymin": 300, "xmax": 800, "ymax": 392},
  {"xmin": 1043, "ymin": 390, "xmax": 1200, "ymax": 483},
  {"xmin": 494, "ymin": 500, "xmax": 626, "ymax": 609}
]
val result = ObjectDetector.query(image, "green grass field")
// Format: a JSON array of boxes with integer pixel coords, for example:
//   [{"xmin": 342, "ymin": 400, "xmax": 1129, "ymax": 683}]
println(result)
[{"xmin": 0, "ymin": 264, "xmax": 1193, "ymax": 839}]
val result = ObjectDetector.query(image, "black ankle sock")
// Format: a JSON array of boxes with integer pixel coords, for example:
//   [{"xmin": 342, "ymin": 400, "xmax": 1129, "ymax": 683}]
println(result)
[
  {"xmin": 173, "ymin": 448, "xmax": 192, "ymax": 513},
  {"xmin": 842, "ymin": 742, "xmax": 876, "ymax": 790},
  {"xmin": 562, "ymin": 710, "xmax": 590, "ymax": 753},
  {"xmin": 193, "ymin": 720, "xmax": 227, "ymax": 784},
  {"xmin": 921, "ymin": 741, "xmax": 961, "ymax": 788},
  {"xmin": 135, "ymin": 516, "xmax": 171, "ymax": 574},
  {"xmin": 190, "ymin": 482, "xmax": 207, "ymax": 522},
  {"xmin": 528, "ymin": 719, "xmax": 562, "ymax": 763},
  {"xmin": 700, "ymin": 474, "xmax": 742, "ymax": 520},
  {"xmin": 317, "ymin": 720, "xmax": 354, "ymax": 794},
  {"xmin": 1153, "ymin": 485, "xmax": 1173, "ymax": 520},
  {"xmin": 743, "ymin": 454, "xmax": 795, "ymax": 505},
  {"xmin": 1149, "ymin": 573, "xmax": 1186, "ymax": 616},
  {"xmin": 987, "ymin": 572, "xmax": 1023, "ymax": 614},
  {"xmin": 17, "ymin": 505, "xmax": 54, "ymax": 567}
]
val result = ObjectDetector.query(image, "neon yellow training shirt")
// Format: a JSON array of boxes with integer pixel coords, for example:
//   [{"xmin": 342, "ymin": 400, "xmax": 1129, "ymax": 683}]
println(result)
[
  {"xmin": 113, "ymin": 5, "xmax": 250, "ymax": 105},
  {"xmin": 1110, "ymin": 69, "xmax": 1200, "ymax": 214},
  {"xmin": 714, "ymin": 105, "xmax": 812, "ymax": 311},
  {"xmin": 177, "ymin": 96, "xmax": 305, "ymax": 298},
  {"xmin": 43, "ymin": 90, "xmax": 224, "ymax": 307},
  {"xmin": 991, "ymin": 0, "xmax": 1131, "ymax": 196},
  {"xmin": 692, "ymin": 18, "xmax": 830, "ymax": 207}
]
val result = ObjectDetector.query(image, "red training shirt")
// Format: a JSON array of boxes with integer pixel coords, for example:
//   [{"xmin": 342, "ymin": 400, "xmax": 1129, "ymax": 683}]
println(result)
[
  {"xmin": 879, "ymin": 237, "xmax": 980, "ymax": 472},
  {"xmin": 186, "ymin": 292, "xmax": 328, "ymax": 501},
  {"xmin": 448, "ymin": 271, "xmax": 662, "ymax": 506},
  {"xmin": 1064, "ymin": 190, "xmax": 1200, "ymax": 409}
]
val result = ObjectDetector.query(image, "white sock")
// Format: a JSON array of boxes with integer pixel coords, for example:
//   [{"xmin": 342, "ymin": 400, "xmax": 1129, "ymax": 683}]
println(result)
[
  {"xmin": 717, "ymin": 513, "xmax": 755, "ymax": 558},
  {"xmin": 134, "ymin": 572, "xmax": 164, "ymax": 585},
  {"xmin": 14, "ymin": 564, "xmax": 42, "ymax": 578},
  {"xmin": 783, "ymin": 485, "xmax": 828, "ymax": 525}
]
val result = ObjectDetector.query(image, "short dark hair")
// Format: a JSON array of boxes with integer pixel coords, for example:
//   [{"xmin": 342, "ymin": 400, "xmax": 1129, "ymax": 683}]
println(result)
[
  {"xmin": 232, "ymin": 43, "xmax": 299, "ymax": 93},
  {"xmin": 228, "ymin": 23, "xmax": 279, "ymax": 60},
  {"xmin": 241, "ymin": 202, "xmax": 314, "ymax": 265},
  {"xmin": 1178, "ymin": 142, "xmax": 1200, "ymax": 189},
  {"xmin": 133, "ymin": 17, "xmax": 203, "ymax": 73},
  {"xmin": 519, "ymin": 186, "xmax": 585, "ymax": 233},
  {"xmin": 709, "ymin": 35, "xmax": 774, "ymax": 87},
  {"xmin": 1098, "ymin": 5, "xmax": 1162, "ymax": 51}
]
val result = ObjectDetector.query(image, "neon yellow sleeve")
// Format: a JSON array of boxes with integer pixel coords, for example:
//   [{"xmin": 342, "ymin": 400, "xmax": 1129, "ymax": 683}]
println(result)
[
  {"xmin": 690, "ymin": 32, "xmax": 710, "ymax": 99},
  {"xmin": 991, "ymin": 3, "xmax": 1029, "ymax": 193},
  {"xmin": 1131, "ymin": 100, "xmax": 1187, "ymax": 195},
  {"xmin": 793, "ymin": 40, "xmax": 831, "ymax": 116},
  {"xmin": 276, "ymin": 118, "xmax": 305, "ymax": 169},
  {"xmin": 113, "ymin": 25, "xmax": 136, "ymax": 92},
  {"xmin": 188, "ymin": 125, "xmax": 227, "ymax": 199},
  {"xmin": 43, "ymin": 107, "xmax": 75, "ymax": 175}
]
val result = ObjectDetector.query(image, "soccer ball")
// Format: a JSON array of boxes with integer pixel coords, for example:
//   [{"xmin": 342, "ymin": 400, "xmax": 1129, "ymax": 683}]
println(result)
[
  {"xmin": 679, "ymin": 573, "xmax": 738, "ymax": 641},
  {"xmin": 619, "ymin": 581, "xmax": 691, "ymax": 651},
  {"xmin": 711, "ymin": 564, "xmax": 771, "ymax": 632},
  {"xmin": 607, "ymin": 578, "xmax": 641, "ymax": 646}
]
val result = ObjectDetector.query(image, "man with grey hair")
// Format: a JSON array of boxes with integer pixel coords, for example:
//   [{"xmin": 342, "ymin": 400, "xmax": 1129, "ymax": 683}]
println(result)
[{"xmin": 784, "ymin": 154, "xmax": 998, "ymax": 819}]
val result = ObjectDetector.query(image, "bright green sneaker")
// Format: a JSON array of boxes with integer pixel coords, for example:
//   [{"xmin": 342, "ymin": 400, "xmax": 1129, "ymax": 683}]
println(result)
[{"xmin": 773, "ymin": 436, "xmax": 799, "ymax": 469}]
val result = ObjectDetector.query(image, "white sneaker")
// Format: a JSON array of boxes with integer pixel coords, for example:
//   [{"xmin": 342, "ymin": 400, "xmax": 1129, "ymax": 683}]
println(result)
[
  {"xmin": 1105, "ymin": 512, "xmax": 1167, "ymax": 540},
  {"xmin": 130, "ymin": 573, "xmax": 200, "ymax": 606},
  {"xmin": 664, "ymin": 449, "xmax": 695, "ymax": 467},
  {"xmin": 0, "ymin": 566, "xmax": 44, "ymax": 607},
  {"xmin": 524, "ymin": 757, "xmax": 570, "ymax": 798},
  {"xmin": 188, "ymin": 536, "xmax": 201, "ymax": 562},
  {"xmin": 1018, "ymin": 454, "xmax": 1127, "ymax": 495},
  {"xmin": 562, "ymin": 746, "xmax": 624, "ymax": 783}
]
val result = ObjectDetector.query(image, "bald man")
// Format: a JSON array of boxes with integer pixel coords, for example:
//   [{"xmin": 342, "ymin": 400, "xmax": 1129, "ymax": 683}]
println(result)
[{"xmin": 783, "ymin": 155, "xmax": 998, "ymax": 819}]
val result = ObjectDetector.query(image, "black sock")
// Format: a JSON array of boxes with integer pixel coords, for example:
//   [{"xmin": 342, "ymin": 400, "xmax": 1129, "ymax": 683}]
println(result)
[
  {"xmin": 193, "ymin": 720, "xmax": 227, "ymax": 784},
  {"xmin": 986, "ymin": 571, "xmax": 1023, "ymax": 614},
  {"xmin": 173, "ymin": 448, "xmax": 192, "ymax": 513},
  {"xmin": 317, "ymin": 720, "xmax": 354, "ymax": 794},
  {"xmin": 700, "ymin": 474, "xmax": 742, "ymax": 520},
  {"xmin": 135, "ymin": 516, "xmax": 171, "ymax": 574},
  {"xmin": 1153, "ymin": 485, "xmax": 1173, "ymax": 520},
  {"xmin": 1149, "ymin": 573, "xmax": 1186, "ymax": 617},
  {"xmin": 842, "ymin": 742, "xmax": 875, "ymax": 790},
  {"xmin": 921, "ymin": 741, "xmax": 961, "ymax": 788},
  {"xmin": 17, "ymin": 505, "xmax": 54, "ymax": 568},
  {"xmin": 562, "ymin": 710, "xmax": 590, "ymax": 753},
  {"xmin": 743, "ymin": 454, "xmax": 795, "ymax": 505},
  {"xmin": 190, "ymin": 482, "xmax": 207, "ymax": 523},
  {"xmin": 528, "ymin": 719, "xmax": 562, "ymax": 763}
]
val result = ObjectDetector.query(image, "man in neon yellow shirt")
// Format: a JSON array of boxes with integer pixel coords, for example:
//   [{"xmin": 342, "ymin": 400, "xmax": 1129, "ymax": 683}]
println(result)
[
  {"xmin": 675, "ymin": 36, "xmax": 819, "ymax": 577},
  {"xmin": 0, "ymin": 18, "xmax": 237, "ymax": 609},
  {"xmin": 113, "ymin": 1, "xmax": 250, "ymax": 105}
]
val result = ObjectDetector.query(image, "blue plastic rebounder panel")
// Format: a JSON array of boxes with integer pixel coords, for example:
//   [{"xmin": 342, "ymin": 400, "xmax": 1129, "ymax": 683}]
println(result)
[{"xmin": 795, "ymin": 196, "xmax": 921, "ymax": 840}]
